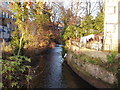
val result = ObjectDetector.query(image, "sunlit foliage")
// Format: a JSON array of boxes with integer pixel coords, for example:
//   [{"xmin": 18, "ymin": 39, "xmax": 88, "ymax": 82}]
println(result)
[
  {"xmin": 9, "ymin": 1, "xmax": 52, "ymax": 56},
  {"xmin": 62, "ymin": 13, "xmax": 104, "ymax": 41}
]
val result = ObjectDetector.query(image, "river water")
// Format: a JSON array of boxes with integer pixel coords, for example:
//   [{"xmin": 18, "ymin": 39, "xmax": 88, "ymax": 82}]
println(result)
[{"xmin": 31, "ymin": 46, "xmax": 96, "ymax": 88}]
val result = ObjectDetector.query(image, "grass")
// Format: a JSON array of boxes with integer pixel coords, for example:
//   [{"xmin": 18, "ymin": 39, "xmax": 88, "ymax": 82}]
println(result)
[
  {"xmin": 66, "ymin": 48, "xmax": 119, "ymax": 88},
  {"xmin": 70, "ymin": 51, "xmax": 103, "ymax": 65},
  {"xmin": 67, "ymin": 50, "xmax": 119, "ymax": 74},
  {"xmin": 68, "ymin": 55, "xmax": 117, "ymax": 88}
]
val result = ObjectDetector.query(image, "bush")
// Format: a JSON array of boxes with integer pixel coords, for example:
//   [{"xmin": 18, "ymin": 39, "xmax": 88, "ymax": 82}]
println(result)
[
  {"xmin": 2, "ymin": 45, "xmax": 14, "ymax": 59},
  {"xmin": 62, "ymin": 25, "xmax": 83, "ymax": 41},
  {"xmin": 1, "ymin": 55, "xmax": 31, "ymax": 88},
  {"xmin": 107, "ymin": 51, "xmax": 118, "ymax": 63}
]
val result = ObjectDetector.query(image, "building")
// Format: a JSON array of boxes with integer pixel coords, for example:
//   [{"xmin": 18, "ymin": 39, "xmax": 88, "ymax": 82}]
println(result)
[
  {"xmin": 104, "ymin": 0, "xmax": 120, "ymax": 52},
  {"xmin": 0, "ymin": 3, "xmax": 16, "ymax": 42}
]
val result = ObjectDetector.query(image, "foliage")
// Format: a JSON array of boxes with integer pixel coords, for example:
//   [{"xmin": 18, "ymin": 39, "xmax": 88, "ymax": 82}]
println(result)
[
  {"xmin": 93, "ymin": 12, "xmax": 104, "ymax": 33},
  {"xmin": 2, "ymin": 1, "xmax": 53, "ymax": 88},
  {"xmin": 62, "ymin": 13, "xmax": 104, "ymax": 43},
  {"xmin": 116, "ymin": 67, "xmax": 120, "ymax": 88},
  {"xmin": 10, "ymin": 30, "xmax": 26, "ymax": 55},
  {"xmin": 63, "ymin": 25, "xmax": 77, "ymax": 40},
  {"xmin": 9, "ymin": 1, "xmax": 52, "ymax": 56},
  {"xmin": 80, "ymin": 15, "xmax": 95, "ymax": 36},
  {"xmin": 4, "ymin": 2, "xmax": 54, "ymax": 88},
  {"xmin": 2, "ymin": 45, "xmax": 13, "ymax": 54},
  {"xmin": 61, "ymin": 8, "xmax": 73, "ymax": 27},
  {"xmin": 62, "ymin": 11, "xmax": 104, "ymax": 42},
  {"xmin": 107, "ymin": 51, "xmax": 118, "ymax": 64},
  {"xmin": 60, "ymin": 8, "xmax": 74, "ymax": 41},
  {"xmin": 80, "ymin": 14, "xmax": 104, "ymax": 35},
  {"xmin": 1, "ymin": 55, "xmax": 31, "ymax": 88},
  {"xmin": 62, "ymin": 25, "xmax": 83, "ymax": 41}
]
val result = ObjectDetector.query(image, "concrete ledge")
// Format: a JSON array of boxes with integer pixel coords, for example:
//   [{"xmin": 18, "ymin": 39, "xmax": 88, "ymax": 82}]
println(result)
[
  {"xmin": 66, "ymin": 54, "xmax": 117, "ymax": 88},
  {"xmin": 65, "ymin": 51, "xmax": 118, "ymax": 88},
  {"xmin": 68, "ymin": 44, "xmax": 109, "ymax": 62},
  {"xmin": 65, "ymin": 40, "xmax": 119, "ymax": 88},
  {"xmin": 66, "ymin": 61, "xmax": 112, "ymax": 88}
]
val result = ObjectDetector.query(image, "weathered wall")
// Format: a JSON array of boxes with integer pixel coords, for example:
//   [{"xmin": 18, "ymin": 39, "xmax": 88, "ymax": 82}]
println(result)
[
  {"xmin": 65, "ymin": 52, "xmax": 117, "ymax": 88},
  {"xmin": 104, "ymin": 0, "xmax": 120, "ymax": 52},
  {"xmin": 65, "ymin": 40, "xmax": 118, "ymax": 88}
]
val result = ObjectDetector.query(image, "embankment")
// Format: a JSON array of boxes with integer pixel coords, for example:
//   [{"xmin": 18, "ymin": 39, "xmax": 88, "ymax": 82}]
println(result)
[{"xmin": 64, "ymin": 40, "xmax": 119, "ymax": 88}]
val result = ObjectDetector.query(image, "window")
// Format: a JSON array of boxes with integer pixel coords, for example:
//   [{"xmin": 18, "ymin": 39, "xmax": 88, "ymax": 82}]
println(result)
[
  {"xmin": 7, "ymin": 31, "xmax": 10, "ymax": 34},
  {"xmin": 6, "ymin": 13, "xmax": 9, "ymax": 18},
  {"xmin": 8, "ymin": 13, "xmax": 9, "ymax": 18},
  {"xmin": 9, "ymin": 15, "xmax": 11, "ymax": 19},
  {"xmin": 2, "ymin": 12, "xmax": 4, "ymax": 17},
  {"xmin": 2, "ymin": 12, "xmax": 6, "ymax": 18}
]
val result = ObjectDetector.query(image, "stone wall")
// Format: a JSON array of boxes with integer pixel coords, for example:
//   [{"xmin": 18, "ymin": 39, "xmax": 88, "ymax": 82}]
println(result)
[
  {"xmin": 65, "ymin": 53, "xmax": 117, "ymax": 88},
  {"xmin": 65, "ymin": 42, "xmax": 118, "ymax": 88},
  {"xmin": 67, "ymin": 41, "xmax": 110, "ymax": 62}
]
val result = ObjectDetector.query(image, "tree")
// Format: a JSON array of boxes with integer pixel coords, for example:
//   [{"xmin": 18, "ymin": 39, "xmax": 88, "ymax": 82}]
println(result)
[
  {"xmin": 80, "ymin": 15, "xmax": 94, "ymax": 36},
  {"xmin": 9, "ymin": 1, "xmax": 52, "ymax": 56},
  {"xmin": 93, "ymin": 12, "xmax": 104, "ymax": 33}
]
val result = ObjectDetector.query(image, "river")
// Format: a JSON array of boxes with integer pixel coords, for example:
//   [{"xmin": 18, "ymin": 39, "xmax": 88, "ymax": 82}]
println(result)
[{"xmin": 31, "ymin": 46, "xmax": 96, "ymax": 88}]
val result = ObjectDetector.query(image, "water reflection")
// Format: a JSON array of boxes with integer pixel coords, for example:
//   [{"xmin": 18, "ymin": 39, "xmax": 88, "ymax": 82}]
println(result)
[{"xmin": 31, "ymin": 46, "xmax": 95, "ymax": 88}]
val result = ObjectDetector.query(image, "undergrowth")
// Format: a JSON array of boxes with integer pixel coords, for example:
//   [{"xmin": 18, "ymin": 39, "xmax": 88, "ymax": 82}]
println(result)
[{"xmin": 0, "ymin": 55, "xmax": 31, "ymax": 88}]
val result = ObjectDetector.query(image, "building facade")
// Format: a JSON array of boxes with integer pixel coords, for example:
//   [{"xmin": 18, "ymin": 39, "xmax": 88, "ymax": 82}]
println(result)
[
  {"xmin": 0, "ymin": 5, "xmax": 16, "ymax": 42},
  {"xmin": 104, "ymin": 0, "xmax": 120, "ymax": 52}
]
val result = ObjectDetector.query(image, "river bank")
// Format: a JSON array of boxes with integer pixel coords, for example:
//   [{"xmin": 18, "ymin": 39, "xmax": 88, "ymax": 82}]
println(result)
[{"xmin": 64, "ymin": 40, "xmax": 119, "ymax": 88}]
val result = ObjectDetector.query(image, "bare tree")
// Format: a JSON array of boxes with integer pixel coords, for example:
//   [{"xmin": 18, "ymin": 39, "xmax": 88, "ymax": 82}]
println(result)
[
  {"xmin": 47, "ymin": 0, "xmax": 104, "ymax": 26},
  {"xmin": 71, "ymin": 0, "xmax": 104, "ymax": 17}
]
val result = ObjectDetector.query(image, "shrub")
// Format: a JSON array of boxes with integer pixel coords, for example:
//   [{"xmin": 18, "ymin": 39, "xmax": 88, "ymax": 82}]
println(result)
[
  {"xmin": 1, "ymin": 55, "xmax": 31, "ymax": 88},
  {"xmin": 107, "ymin": 51, "xmax": 118, "ymax": 63},
  {"xmin": 2, "ymin": 45, "xmax": 14, "ymax": 58}
]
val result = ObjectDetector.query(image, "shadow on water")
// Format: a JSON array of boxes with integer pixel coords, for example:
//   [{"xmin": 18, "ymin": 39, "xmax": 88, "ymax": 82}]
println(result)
[{"xmin": 31, "ymin": 46, "xmax": 96, "ymax": 88}]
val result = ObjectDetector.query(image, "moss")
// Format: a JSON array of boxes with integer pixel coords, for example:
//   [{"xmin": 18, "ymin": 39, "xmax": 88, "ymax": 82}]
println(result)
[
  {"xmin": 72, "ymin": 53, "xmax": 78, "ymax": 59},
  {"xmin": 66, "ymin": 49, "xmax": 119, "ymax": 88},
  {"xmin": 69, "ymin": 61, "xmax": 91, "ymax": 78},
  {"xmin": 67, "ymin": 50, "xmax": 103, "ymax": 65},
  {"xmin": 107, "ymin": 52, "xmax": 117, "ymax": 64},
  {"xmin": 68, "ymin": 49, "xmax": 119, "ymax": 73},
  {"xmin": 104, "ymin": 64, "xmax": 118, "ymax": 73},
  {"xmin": 69, "ymin": 61, "xmax": 116, "ymax": 88},
  {"xmin": 89, "ymin": 59, "xmax": 95, "ymax": 64}
]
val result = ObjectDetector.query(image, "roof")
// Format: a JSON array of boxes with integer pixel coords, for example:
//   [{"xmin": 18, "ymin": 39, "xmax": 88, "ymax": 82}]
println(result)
[{"xmin": 0, "ymin": 2, "xmax": 13, "ymax": 15}]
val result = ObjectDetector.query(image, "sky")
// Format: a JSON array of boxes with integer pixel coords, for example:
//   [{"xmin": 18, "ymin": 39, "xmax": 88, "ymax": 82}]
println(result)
[{"xmin": 0, "ymin": 0, "xmax": 104, "ymax": 22}]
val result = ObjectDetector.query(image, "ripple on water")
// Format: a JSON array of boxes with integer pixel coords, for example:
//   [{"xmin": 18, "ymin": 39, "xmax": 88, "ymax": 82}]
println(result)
[{"xmin": 31, "ymin": 46, "xmax": 96, "ymax": 88}]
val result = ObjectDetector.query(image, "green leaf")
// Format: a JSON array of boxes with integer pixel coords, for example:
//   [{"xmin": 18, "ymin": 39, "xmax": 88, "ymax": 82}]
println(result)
[
  {"xmin": 0, "ymin": 82, "xmax": 3, "ymax": 88},
  {"xmin": 26, "ymin": 75, "xmax": 32, "ymax": 81},
  {"xmin": 11, "ymin": 82, "xmax": 18, "ymax": 87}
]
